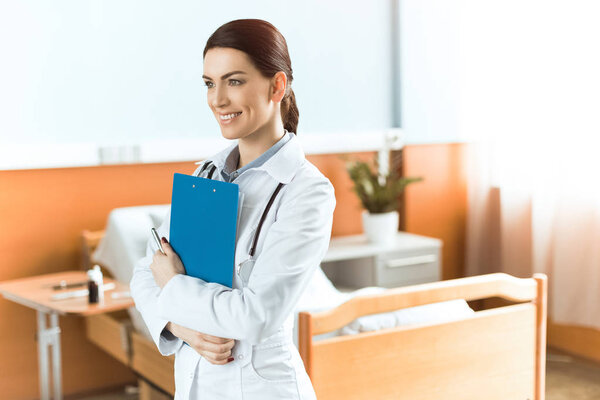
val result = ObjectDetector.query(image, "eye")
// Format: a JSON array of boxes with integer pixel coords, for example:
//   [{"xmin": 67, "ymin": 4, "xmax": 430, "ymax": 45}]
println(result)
[
  {"xmin": 229, "ymin": 79, "xmax": 242, "ymax": 86},
  {"xmin": 203, "ymin": 81, "xmax": 214, "ymax": 89}
]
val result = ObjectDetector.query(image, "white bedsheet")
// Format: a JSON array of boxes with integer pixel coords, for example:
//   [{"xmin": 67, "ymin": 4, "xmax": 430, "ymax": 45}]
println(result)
[
  {"xmin": 93, "ymin": 205, "xmax": 474, "ymax": 349},
  {"xmin": 294, "ymin": 270, "xmax": 474, "ymax": 346}
]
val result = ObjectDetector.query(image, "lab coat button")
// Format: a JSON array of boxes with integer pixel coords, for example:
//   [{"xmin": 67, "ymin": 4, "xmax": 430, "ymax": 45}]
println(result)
[{"xmin": 238, "ymin": 354, "xmax": 244, "ymax": 360}]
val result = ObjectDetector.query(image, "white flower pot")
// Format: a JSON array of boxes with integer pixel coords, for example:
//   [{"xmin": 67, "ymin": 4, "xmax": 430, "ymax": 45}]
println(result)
[{"xmin": 361, "ymin": 210, "xmax": 399, "ymax": 244}]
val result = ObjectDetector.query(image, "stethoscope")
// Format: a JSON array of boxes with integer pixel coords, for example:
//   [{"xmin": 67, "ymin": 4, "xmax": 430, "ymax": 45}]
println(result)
[{"xmin": 196, "ymin": 160, "xmax": 285, "ymax": 283}]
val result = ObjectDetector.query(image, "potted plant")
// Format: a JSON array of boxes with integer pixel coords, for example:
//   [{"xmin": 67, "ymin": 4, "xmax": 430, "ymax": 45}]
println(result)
[{"xmin": 344, "ymin": 153, "xmax": 423, "ymax": 244}]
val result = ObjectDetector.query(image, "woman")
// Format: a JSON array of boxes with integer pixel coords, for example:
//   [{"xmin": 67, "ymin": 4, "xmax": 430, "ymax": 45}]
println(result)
[{"xmin": 130, "ymin": 19, "xmax": 336, "ymax": 399}]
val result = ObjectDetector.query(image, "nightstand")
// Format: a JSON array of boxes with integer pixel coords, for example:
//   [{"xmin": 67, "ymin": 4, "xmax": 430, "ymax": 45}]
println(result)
[{"xmin": 321, "ymin": 232, "xmax": 442, "ymax": 289}]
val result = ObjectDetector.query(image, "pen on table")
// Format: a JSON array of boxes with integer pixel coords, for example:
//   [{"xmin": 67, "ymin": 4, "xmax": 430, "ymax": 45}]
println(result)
[
  {"xmin": 46, "ymin": 280, "xmax": 89, "ymax": 290},
  {"xmin": 111, "ymin": 291, "xmax": 131, "ymax": 299},
  {"xmin": 50, "ymin": 282, "xmax": 116, "ymax": 301}
]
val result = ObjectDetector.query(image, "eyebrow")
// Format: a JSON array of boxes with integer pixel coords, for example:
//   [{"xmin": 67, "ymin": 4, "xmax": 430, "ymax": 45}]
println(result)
[{"xmin": 202, "ymin": 71, "xmax": 247, "ymax": 80}]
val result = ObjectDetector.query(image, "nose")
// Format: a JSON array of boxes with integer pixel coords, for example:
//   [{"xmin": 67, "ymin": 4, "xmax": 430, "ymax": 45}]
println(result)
[{"xmin": 210, "ymin": 84, "xmax": 229, "ymax": 109}]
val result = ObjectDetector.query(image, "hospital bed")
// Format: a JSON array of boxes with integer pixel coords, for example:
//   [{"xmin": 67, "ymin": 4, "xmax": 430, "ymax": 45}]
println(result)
[{"xmin": 82, "ymin": 205, "xmax": 547, "ymax": 399}]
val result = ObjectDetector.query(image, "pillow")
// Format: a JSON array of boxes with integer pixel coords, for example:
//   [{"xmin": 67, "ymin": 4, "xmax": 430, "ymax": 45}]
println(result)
[{"xmin": 92, "ymin": 204, "xmax": 170, "ymax": 283}]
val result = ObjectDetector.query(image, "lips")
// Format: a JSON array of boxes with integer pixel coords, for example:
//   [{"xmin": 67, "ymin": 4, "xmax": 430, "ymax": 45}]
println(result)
[{"xmin": 219, "ymin": 111, "xmax": 242, "ymax": 125}]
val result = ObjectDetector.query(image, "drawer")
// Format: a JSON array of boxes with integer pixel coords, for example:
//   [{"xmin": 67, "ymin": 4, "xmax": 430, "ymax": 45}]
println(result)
[
  {"xmin": 131, "ymin": 331, "xmax": 176, "ymax": 396},
  {"xmin": 375, "ymin": 250, "xmax": 440, "ymax": 288},
  {"xmin": 85, "ymin": 310, "xmax": 133, "ymax": 365},
  {"xmin": 321, "ymin": 257, "xmax": 376, "ymax": 288}
]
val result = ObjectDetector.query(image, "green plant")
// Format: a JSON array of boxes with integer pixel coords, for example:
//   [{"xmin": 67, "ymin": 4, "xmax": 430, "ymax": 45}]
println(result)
[{"xmin": 343, "ymin": 153, "xmax": 423, "ymax": 213}]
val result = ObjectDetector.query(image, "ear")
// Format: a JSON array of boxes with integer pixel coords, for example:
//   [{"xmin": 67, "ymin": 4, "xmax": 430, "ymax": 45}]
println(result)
[{"xmin": 271, "ymin": 71, "xmax": 287, "ymax": 103}]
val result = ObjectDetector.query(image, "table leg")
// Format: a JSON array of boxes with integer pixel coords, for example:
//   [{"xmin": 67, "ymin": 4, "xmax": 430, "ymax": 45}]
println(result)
[
  {"xmin": 37, "ymin": 311, "xmax": 50, "ymax": 400},
  {"xmin": 50, "ymin": 313, "xmax": 62, "ymax": 400},
  {"xmin": 36, "ymin": 310, "xmax": 62, "ymax": 400}
]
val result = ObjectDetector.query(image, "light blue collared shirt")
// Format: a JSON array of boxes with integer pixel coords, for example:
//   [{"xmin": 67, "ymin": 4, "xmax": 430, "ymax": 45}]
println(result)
[{"xmin": 220, "ymin": 129, "xmax": 293, "ymax": 183}]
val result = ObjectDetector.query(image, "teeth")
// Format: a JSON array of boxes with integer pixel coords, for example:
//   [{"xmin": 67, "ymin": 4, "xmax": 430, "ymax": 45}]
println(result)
[{"xmin": 220, "ymin": 112, "xmax": 242, "ymax": 120}]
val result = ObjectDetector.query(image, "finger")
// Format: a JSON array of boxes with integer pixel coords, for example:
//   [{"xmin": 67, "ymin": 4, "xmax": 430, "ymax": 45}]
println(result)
[
  {"xmin": 211, "ymin": 348, "xmax": 232, "ymax": 361},
  {"xmin": 189, "ymin": 347, "xmax": 221, "ymax": 364},
  {"xmin": 201, "ymin": 339, "xmax": 234, "ymax": 355},
  {"xmin": 202, "ymin": 333, "xmax": 234, "ymax": 344},
  {"xmin": 197, "ymin": 350, "xmax": 221, "ymax": 364},
  {"xmin": 202, "ymin": 349, "xmax": 232, "ymax": 362},
  {"xmin": 161, "ymin": 237, "xmax": 172, "ymax": 253}
]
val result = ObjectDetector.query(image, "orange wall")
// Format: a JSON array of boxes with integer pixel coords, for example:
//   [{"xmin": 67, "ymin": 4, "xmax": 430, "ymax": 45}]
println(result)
[
  {"xmin": 0, "ymin": 162, "xmax": 196, "ymax": 399},
  {"xmin": 0, "ymin": 144, "xmax": 467, "ymax": 399},
  {"xmin": 403, "ymin": 143, "xmax": 468, "ymax": 280}
]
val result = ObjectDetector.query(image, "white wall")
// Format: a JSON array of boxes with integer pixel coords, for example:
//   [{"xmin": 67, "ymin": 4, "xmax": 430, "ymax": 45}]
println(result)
[
  {"xmin": 399, "ymin": 0, "xmax": 461, "ymax": 144},
  {"xmin": 400, "ymin": 0, "xmax": 600, "ymax": 145},
  {"xmin": 458, "ymin": 0, "xmax": 600, "ymax": 143},
  {"xmin": 0, "ymin": 0, "xmax": 394, "ymax": 169}
]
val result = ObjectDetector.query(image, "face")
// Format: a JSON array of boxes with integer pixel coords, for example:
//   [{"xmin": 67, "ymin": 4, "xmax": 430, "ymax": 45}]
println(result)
[{"xmin": 202, "ymin": 47, "xmax": 286, "ymax": 141}]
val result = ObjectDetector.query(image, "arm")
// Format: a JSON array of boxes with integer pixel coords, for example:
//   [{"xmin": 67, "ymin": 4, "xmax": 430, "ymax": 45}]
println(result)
[
  {"xmin": 156, "ymin": 177, "xmax": 336, "ymax": 345},
  {"xmin": 130, "ymin": 208, "xmax": 184, "ymax": 356}
]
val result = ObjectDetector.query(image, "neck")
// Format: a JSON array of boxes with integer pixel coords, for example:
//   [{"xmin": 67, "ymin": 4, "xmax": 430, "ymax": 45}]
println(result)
[{"xmin": 237, "ymin": 122, "xmax": 286, "ymax": 169}]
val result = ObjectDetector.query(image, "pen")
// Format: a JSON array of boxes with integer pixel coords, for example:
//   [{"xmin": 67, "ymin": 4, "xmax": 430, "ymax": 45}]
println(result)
[
  {"xmin": 50, "ymin": 282, "xmax": 116, "ymax": 301},
  {"xmin": 50, "ymin": 280, "xmax": 89, "ymax": 291},
  {"xmin": 151, "ymin": 228, "xmax": 166, "ymax": 255}
]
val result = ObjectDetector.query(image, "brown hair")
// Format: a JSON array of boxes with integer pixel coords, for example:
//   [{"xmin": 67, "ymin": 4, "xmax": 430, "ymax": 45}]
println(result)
[{"xmin": 203, "ymin": 19, "xmax": 299, "ymax": 134}]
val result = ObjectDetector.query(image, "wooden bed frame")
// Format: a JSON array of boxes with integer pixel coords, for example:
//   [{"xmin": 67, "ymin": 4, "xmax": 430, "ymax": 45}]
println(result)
[
  {"xmin": 82, "ymin": 230, "xmax": 547, "ymax": 400},
  {"xmin": 299, "ymin": 272, "xmax": 547, "ymax": 400}
]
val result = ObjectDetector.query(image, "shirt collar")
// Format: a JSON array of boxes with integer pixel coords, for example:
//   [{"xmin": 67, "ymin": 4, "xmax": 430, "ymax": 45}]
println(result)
[{"xmin": 196, "ymin": 132, "xmax": 305, "ymax": 184}]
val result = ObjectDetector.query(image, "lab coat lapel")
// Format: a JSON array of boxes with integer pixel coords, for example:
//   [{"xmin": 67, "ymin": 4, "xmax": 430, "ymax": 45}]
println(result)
[
  {"xmin": 254, "ymin": 134, "xmax": 304, "ymax": 184},
  {"xmin": 194, "ymin": 134, "xmax": 305, "ymax": 185}
]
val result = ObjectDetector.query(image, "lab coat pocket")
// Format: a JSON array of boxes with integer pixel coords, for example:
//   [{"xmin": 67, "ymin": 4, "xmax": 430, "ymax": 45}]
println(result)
[{"xmin": 250, "ymin": 341, "xmax": 297, "ymax": 383}]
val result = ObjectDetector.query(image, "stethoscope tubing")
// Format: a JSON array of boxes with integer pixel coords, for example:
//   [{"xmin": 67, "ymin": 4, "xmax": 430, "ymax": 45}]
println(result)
[{"xmin": 196, "ymin": 160, "xmax": 285, "ymax": 258}]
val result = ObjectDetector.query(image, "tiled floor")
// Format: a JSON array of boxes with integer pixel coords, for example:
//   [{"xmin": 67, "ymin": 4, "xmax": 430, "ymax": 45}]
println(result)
[{"xmin": 76, "ymin": 350, "xmax": 600, "ymax": 399}]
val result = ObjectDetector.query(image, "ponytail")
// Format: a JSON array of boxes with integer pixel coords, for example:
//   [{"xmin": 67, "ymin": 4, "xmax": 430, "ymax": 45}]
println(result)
[{"xmin": 282, "ymin": 88, "xmax": 299, "ymax": 134}]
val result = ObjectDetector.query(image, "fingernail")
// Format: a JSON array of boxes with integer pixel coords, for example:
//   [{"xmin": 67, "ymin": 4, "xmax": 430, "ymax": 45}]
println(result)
[
  {"xmin": 161, "ymin": 237, "xmax": 167, "ymax": 243},
  {"xmin": 228, "ymin": 357, "xmax": 234, "ymax": 362}
]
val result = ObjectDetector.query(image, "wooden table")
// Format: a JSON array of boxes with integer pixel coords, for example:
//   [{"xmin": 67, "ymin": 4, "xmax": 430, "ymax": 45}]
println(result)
[{"xmin": 0, "ymin": 271, "xmax": 134, "ymax": 400}]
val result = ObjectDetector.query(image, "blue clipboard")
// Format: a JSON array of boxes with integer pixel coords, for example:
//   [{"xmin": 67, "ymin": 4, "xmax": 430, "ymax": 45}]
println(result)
[{"xmin": 169, "ymin": 173, "xmax": 240, "ymax": 288}]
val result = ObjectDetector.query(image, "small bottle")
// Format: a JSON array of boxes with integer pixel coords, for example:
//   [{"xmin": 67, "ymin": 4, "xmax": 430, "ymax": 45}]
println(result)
[
  {"xmin": 87, "ymin": 269, "xmax": 98, "ymax": 304},
  {"xmin": 87, "ymin": 265, "xmax": 104, "ymax": 304}
]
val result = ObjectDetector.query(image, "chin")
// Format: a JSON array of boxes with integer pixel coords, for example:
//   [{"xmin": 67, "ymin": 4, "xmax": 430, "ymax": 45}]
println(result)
[{"xmin": 220, "ymin": 127, "xmax": 247, "ymax": 141}]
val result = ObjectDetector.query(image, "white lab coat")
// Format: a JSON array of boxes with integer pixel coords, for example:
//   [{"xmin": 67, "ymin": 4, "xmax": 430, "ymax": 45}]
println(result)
[{"xmin": 130, "ymin": 133, "xmax": 336, "ymax": 400}]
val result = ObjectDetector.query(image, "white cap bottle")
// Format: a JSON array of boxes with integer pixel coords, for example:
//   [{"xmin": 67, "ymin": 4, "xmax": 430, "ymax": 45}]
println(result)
[{"xmin": 87, "ymin": 265, "xmax": 104, "ymax": 303}]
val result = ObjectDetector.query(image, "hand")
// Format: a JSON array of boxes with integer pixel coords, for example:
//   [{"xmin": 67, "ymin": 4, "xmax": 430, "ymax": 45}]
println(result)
[
  {"xmin": 167, "ymin": 322, "xmax": 235, "ymax": 365},
  {"xmin": 151, "ymin": 237, "xmax": 186, "ymax": 289}
]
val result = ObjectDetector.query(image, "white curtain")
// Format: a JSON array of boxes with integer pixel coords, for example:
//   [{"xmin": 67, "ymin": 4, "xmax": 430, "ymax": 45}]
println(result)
[{"xmin": 462, "ymin": 1, "xmax": 600, "ymax": 328}]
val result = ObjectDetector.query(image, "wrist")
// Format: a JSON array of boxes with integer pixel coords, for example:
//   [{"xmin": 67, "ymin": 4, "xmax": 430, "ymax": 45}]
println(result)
[
  {"xmin": 162, "ymin": 271, "xmax": 179, "ymax": 289},
  {"xmin": 165, "ymin": 321, "xmax": 176, "ymax": 337}
]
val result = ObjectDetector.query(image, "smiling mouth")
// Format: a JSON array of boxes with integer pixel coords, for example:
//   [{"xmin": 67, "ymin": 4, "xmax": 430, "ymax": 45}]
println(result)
[{"xmin": 219, "ymin": 112, "xmax": 242, "ymax": 121}]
